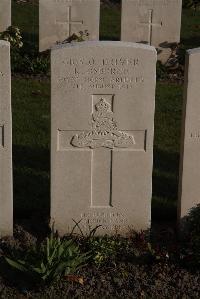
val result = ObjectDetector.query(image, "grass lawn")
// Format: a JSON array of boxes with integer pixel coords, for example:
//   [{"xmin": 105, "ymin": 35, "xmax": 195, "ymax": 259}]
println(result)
[
  {"xmin": 10, "ymin": 1, "xmax": 200, "ymax": 227},
  {"xmin": 12, "ymin": 78, "xmax": 50, "ymax": 228}
]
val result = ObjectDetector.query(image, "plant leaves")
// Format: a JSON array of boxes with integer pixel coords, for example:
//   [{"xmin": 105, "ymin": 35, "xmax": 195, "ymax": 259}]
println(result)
[{"xmin": 5, "ymin": 258, "xmax": 28, "ymax": 273}]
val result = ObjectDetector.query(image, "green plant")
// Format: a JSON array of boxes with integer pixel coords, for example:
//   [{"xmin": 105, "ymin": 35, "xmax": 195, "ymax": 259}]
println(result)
[
  {"xmin": 5, "ymin": 233, "xmax": 89, "ymax": 285},
  {"xmin": 10, "ymin": 52, "xmax": 50, "ymax": 75},
  {"xmin": 70, "ymin": 219, "xmax": 103, "ymax": 239},
  {"xmin": 87, "ymin": 236, "xmax": 130, "ymax": 267},
  {"xmin": 0, "ymin": 26, "xmax": 49, "ymax": 75},
  {"xmin": 0, "ymin": 26, "xmax": 23, "ymax": 49},
  {"xmin": 179, "ymin": 205, "xmax": 200, "ymax": 268},
  {"xmin": 156, "ymin": 61, "xmax": 168, "ymax": 80},
  {"xmin": 183, "ymin": 0, "xmax": 200, "ymax": 9},
  {"xmin": 71, "ymin": 220, "xmax": 126, "ymax": 267}
]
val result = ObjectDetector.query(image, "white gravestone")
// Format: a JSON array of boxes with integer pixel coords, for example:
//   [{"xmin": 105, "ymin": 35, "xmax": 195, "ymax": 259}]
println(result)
[
  {"xmin": 0, "ymin": 41, "xmax": 13, "ymax": 237},
  {"xmin": 121, "ymin": 0, "xmax": 182, "ymax": 63},
  {"xmin": 178, "ymin": 48, "xmax": 200, "ymax": 221},
  {"xmin": 51, "ymin": 41, "xmax": 156, "ymax": 236},
  {"xmin": 39, "ymin": 0, "xmax": 100, "ymax": 52},
  {"xmin": 0, "ymin": 0, "xmax": 11, "ymax": 32}
]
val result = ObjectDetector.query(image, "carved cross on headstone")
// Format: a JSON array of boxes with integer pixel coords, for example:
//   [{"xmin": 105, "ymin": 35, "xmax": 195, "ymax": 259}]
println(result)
[
  {"xmin": 67, "ymin": 95, "xmax": 135, "ymax": 208},
  {"xmin": 56, "ymin": 6, "xmax": 83, "ymax": 37},
  {"xmin": 139, "ymin": 9, "xmax": 162, "ymax": 45}
]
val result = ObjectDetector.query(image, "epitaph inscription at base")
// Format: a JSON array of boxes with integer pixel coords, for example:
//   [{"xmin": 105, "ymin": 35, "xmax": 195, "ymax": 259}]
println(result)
[{"xmin": 51, "ymin": 41, "xmax": 156, "ymax": 236}]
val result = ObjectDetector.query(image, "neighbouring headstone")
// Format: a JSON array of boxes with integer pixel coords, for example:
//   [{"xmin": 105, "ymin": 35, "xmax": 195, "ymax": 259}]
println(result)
[
  {"xmin": 0, "ymin": 0, "xmax": 11, "ymax": 32},
  {"xmin": 0, "ymin": 40, "xmax": 13, "ymax": 237},
  {"xmin": 178, "ymin": 48, "xmax": 200, "ymax": 222},
  {"xmin": 121, "ymin": 0, "xmax": 182, "ymax": 63},
  {"xmin": 39, "ymin": 0, "xmax": 100, "ymax": 52},
  {"xmin": 51, "ymin": 41, "xmax": 156, "ymax": 236}
]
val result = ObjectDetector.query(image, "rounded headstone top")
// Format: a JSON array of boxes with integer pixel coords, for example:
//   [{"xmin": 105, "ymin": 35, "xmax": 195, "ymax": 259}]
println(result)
[
  {"xmin": 187, "ymin": 47, "xmax": 200, "ymax": 56},
  {"xmin": 51, "ymin": 41, "xmax": 157, "ymax": 53}
]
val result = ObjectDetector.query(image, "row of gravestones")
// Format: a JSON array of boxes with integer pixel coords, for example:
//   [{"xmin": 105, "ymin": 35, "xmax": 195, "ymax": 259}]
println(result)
[
  {"xmin": 0, "ymin": 38, "xmax": 200, "ymax": 237},
  {"xmin": 0, "ymin": 0, "xmax": 182, "ymax": 63}
]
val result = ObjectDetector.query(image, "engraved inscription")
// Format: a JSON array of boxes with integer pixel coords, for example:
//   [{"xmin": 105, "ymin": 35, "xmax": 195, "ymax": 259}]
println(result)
[
  {"xmin": 80, "ymin": 212, "xmax": 127, "ymax": 231},
  {"xmin": 57, "ymin": 57, "xmax": 144, "ymax": 91},
  {"xmin": 190, "ymin": 132, "xmax": 200, "ymax": 139},
  {"xmin": 71, "ymin": 98, "xmax": 135, "ymax": 149}
]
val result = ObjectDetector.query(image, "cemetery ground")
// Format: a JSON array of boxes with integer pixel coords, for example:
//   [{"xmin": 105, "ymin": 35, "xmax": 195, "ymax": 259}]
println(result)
[{"xmin": 0, "ymin": 0, "xmax": 200, "ymax": 297}]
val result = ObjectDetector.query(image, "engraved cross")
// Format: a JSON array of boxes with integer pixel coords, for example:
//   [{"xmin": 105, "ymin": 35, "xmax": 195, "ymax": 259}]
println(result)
[
  {"xmin": 56, "ymin": 6, "xmax": 83, "ymax": 37},
  {"xmin": 70, "ymin": 95, "xmax": 135, "ymax": 208},
  {"xmin": 139, "ymin": 9, "xmax": 162, "ymax": 45}
]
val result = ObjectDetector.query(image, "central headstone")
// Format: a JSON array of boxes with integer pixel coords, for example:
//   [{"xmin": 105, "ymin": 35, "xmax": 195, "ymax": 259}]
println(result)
[
  {"xmin": 51, "ymin": 41, "xmax": 156, "ymax": 235},
  {"xmin": 39, "ymin": 0, "xmax": 100, "ymax": 52},
  {"xmin": 0, "ymin": 41, "xmax": 13, "ymax": 237},
  {"xmin": 0, "ymin": 0, "xmax": 11, "ymax": 32}
]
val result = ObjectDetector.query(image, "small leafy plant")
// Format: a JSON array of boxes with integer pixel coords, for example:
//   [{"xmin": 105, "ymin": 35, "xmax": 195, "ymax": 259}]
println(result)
[
  {"xmin": 182, "ymin": 205, "xmax": 200, "ymax": 268},
  {"xmin": 70, "ymin": 220, "xmax": 125, "ymax": 267},
  {"xmin": 5, "ymin": 233, "xmax": 89, "ymax": 285},
  {"xmin": 87, "ymin": 236, "xmax": 123, "ymax": 266},
  {"xmin": 60, "ymin": 30, "xmax": 90, "ymax": 44},
  {"xmin": 0, "ymin": 26, "xmax": 23, "ymax": 49}
]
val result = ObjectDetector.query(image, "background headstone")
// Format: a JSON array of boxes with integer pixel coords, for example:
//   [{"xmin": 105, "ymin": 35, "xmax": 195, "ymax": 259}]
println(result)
[
  {"xmin": 0, "ymin": 41, "xmax": 13, "ymax": 237},
  {"xmin": 51, "ymin": 41, "xmax": 156, "ymax": 236},
  {"xmin": 121, "ymin": 0, "xmax": 182, "ymax": 63},
  {"xmin": 178, "ymin": 48, "xmax": 200, "ymax": 221},
  {"xmin": 39, "ymin": 0, "xmax": 100, "ymax": 52},
  {"xmin": 0, "ymin": 0, "xmax": 11, "ymax": 32}
]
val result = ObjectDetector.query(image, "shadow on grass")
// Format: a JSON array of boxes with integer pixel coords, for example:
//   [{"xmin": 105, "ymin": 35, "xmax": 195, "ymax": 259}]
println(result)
[
  {"xmin": 152, "ymin": 148, "xmax": 179, "ymax": 221},
  {"xmin": 100, "ymin": 35, "xmax": 120, "ymax": 41},
  {"xmin": 13, "ymin": 145, "xmax": 50, "ymax": 236},
  {"xmin": 100, "ymin": 3, "xmax": 121, "ymax": 41},
  {"xmin": 22, "ymin": 32, "xmax": 39, "ymax": 54},
  {"xmin": 181, "ymin": 36, "xmax": 200, "ymax": 49},
  {"xmin": 0, "ymin": 256, "xmax": 38, "ymax": 292}
]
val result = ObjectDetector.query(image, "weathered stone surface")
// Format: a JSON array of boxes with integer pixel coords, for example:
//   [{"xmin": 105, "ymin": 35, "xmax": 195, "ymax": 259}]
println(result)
[
  {"xmin": 0, "ymin": 41, "xmax": 13, "ymax": 237},
  {"xmin": 51, "ymin": 41, "xmax": 156, "ymax": 236},
  {"xmin": 178, "ymin": 48, "xmax": 200, "ymax": 220},
  {"xmin": 121, "ymin": 0, "xmax": 182, "ymax": 62},
  {"xmin": 0, "ymin": 0, "xmax": 11, "ymax": 32},
  {"xmin": 39, "ymin": 0, "xmax": 100, "ymax": 52}
]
